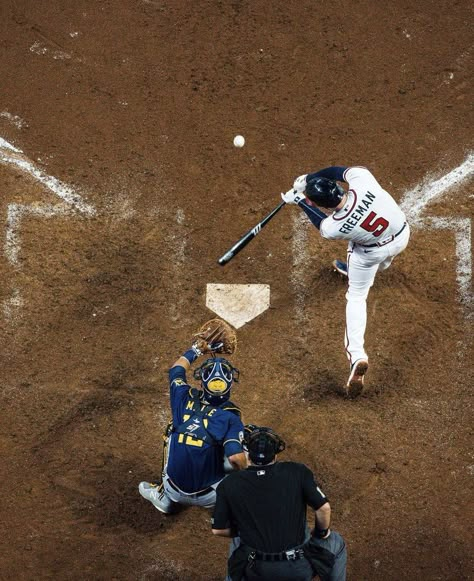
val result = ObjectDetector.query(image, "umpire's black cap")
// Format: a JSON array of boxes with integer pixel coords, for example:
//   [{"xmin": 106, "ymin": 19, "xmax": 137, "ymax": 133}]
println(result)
[{"xmin": 243, "ymin": 425, "xmax": 286, "ymax": 466}]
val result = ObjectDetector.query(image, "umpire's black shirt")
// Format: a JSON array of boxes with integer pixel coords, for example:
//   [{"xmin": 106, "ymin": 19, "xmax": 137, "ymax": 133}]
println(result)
[{"xmin": 212, "ymin": 461, "xmax": 328, "ymax": 553}]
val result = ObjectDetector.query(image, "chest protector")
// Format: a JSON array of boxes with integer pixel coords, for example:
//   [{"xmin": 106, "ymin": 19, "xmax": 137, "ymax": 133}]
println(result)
[{"xmin": 172, "ymin": 393, "xmax": 241, "ymax": 447}]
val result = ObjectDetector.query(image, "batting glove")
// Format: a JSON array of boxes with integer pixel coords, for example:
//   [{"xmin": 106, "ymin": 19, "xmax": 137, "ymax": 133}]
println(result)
[
  {"xmin": 293, "ymin": 174, "xmax": 308, "ymax": 193},
  {"xmin": 281, "ymin": 188, "xmax": 306, "ymax": 205}
]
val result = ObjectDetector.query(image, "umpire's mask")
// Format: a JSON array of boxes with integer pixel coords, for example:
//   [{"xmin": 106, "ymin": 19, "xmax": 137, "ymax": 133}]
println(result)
[
  {"xmin": 244, "ymin": 426, "xmax": 286, "ymax": 465},
  {"xmin": 193, "ymin": 357, "xmax": 239, "ymax": 405}
]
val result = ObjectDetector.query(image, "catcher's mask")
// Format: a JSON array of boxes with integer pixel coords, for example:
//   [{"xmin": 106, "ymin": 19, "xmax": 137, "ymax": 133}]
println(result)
[
  {"xmin": 243, "ymin": 425, "xmax": 286, "ymax": 466},
  {"xmin": 193, "ymin": 357, "xmax": 240, "ymax": 405},
  {"xmin": 305, "ymin": 176, "xmax": 345, "ymax": 208}
]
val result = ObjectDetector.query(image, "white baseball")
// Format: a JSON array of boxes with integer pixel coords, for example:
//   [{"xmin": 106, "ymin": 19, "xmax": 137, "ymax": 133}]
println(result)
[{"xmin": 233, "ymin": 135, "xmax": 245, "ymax": 148}]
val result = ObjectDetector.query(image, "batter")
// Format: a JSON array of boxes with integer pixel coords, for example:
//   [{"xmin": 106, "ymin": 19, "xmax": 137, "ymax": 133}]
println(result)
[{"xmin": 282, "ymin": 166, "xmax": 410, "ymax": 397}]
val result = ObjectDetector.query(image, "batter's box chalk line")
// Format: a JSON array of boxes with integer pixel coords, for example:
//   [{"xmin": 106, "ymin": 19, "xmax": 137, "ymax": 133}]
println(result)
[
  {"xmin": 1, "ymin": 136, "xmax": 96, "ymax": 321},
  {"xmin": 400, "ymin": 152, "xmax": 473, "ymax": 318}
]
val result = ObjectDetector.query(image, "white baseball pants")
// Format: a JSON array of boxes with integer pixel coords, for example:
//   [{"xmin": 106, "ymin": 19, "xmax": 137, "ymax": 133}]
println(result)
[{"xmin": 345, "ymin": 226, "xmax": 410, "ymax": 365}]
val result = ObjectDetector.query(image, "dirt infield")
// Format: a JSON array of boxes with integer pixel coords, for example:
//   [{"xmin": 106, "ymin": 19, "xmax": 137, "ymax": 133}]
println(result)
[{"xmin": 0, "ymin": 1, "xmax": 472, "ymax": 579}]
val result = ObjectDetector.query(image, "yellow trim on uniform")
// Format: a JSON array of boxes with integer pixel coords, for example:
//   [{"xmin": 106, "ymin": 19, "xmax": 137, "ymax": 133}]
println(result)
[{"xmin": 185, "ymin": 436, "xmax": 204, "ymax": 447}]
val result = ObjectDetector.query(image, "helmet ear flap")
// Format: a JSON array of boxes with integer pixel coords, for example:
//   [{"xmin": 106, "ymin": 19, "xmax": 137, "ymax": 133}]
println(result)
[
  {"xmin": 275, "ymin": 436, "xmax": 286, "ymax": 453},
  {"xmin": 336, "ymin": 183, "xmax": 346, "ymax": 200},
  {"xmin": 306, "ymin": 177, "xmax": 344, "ymax": 208}
]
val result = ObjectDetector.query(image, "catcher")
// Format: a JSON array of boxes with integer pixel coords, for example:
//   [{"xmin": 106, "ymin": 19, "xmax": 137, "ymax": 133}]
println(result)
[{"xmin": 139, "ymin": 319, "xmax": 247, "ymax": 514}]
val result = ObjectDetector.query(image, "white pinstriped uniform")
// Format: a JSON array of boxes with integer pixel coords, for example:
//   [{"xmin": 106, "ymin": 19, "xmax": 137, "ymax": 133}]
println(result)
[{"xmin": 320, "ymin": 167, "xmax": 410, "ymax": 365}]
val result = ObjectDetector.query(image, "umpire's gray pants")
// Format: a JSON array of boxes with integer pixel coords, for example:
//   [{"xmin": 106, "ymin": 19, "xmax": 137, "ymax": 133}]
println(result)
[
  {"xmin": 225, "ymin": 531, "xmax": 347, "ymax": 581},
  {"xmin": 310, "ymin": 530, "xmax": 347, "ymax": 581}
]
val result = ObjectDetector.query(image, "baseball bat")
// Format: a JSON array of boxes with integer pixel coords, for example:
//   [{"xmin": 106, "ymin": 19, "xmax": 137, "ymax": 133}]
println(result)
[{"xmin": 218, "ymin": 201, "xmax": 286, "ymax": 266}]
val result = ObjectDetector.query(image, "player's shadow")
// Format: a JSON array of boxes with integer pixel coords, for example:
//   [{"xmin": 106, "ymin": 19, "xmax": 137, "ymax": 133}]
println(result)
[
  {"xmin": 302, "ymin": 368, "xmax": 347, "ymax": 401},
  {"xmin": 61, "ymin": 456, "xmax": 176, "ymax": 535}
]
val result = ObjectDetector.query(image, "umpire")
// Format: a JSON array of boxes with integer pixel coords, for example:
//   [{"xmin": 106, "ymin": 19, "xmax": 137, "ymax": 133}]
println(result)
[{"xmin": 211, "ymin": 426, "xmax": 347, "ymax": 581}]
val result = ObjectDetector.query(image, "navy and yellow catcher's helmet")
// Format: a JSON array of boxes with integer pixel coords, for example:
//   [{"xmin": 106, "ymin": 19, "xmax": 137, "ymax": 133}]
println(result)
[{"xmin": 193, "ymin": 357, "xmax": 240, "ymax": 405}]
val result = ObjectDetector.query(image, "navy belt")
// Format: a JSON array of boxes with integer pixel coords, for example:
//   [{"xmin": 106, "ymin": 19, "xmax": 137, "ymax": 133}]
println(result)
[
  {"xmin": 254, "ymin": 548, "xmax": 306, "ymax": 562},
  {"xmin": 167, "ymin": 478, "xmax": 213, "ymax": 497},
  {"xmin": 359, "ymin": 222, "xmax": 407, "ymax": 248}
]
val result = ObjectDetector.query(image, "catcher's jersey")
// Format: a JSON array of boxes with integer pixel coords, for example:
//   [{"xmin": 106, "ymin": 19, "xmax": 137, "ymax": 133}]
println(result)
[
  {"xmin": 166, "ymin": 365, "xmax": 244, "ymax": 493},
  {"xmin": 320, "ymin": 167, "xmax": 407, "ymax": 245}
]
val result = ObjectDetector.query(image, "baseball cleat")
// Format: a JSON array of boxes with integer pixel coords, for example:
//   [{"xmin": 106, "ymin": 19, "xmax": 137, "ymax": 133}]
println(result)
[
  {"xmin": 332, "ymin": 259, "xmax": 348, "ymax": 277},
  {"xmin": 139, "ymin": 481, "xmax": 174, "ymax": 514},
  {"xmin": 346, "ymin": 359, "xmax": 369, "ymax": 398}
]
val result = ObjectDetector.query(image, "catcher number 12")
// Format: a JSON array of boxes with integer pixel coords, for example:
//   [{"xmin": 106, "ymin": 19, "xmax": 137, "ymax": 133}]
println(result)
[{"xmin": 218, "ymin": 201, "xmax": 286, "ymax": 265}]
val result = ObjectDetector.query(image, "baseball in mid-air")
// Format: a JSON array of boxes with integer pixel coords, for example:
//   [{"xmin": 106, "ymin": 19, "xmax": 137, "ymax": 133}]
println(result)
[{"xmin": 233, "ymin": 135, "xmax": 245, "ymax": 148}]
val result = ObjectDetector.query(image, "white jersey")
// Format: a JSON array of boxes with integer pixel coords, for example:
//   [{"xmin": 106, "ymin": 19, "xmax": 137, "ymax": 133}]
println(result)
[{"xmin": 320, "ymin": 167, "xmax": 407, "ymax": 246}]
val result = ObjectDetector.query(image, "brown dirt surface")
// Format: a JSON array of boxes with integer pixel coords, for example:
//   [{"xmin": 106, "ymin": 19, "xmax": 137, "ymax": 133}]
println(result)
[{"xmin": 0, "ymin": 1, "xmax": 473, "ymax": 579}]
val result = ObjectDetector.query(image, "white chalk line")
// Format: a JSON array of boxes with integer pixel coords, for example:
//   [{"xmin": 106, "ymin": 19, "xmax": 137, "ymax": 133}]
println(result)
[
  {"xmin": 2, "ymin": 288, "xmax": 24, "ymax": 321},
  {"xmin": 291, "ymin": 212, "xmax": 310, "ymax": 324},
  {"xmin": 172, "ymin": 208, "xmax": 186, "ymax": 265},
  {"xmin": 30, "ymin": 41, "xmax": 72, "ymax": 61},
  {"xmin": 167, "ymin": 208, "xmax": 187, "ymax": 323},
  {"xmin": 5, "ymin": 203, "xmax": 76, "ymax": 265},
  {"xmin": 140, "ymin": 557, "xmax": 184, "ymax": 581},
  {"xmin": 401, "ymin": 153, "xmax": 473, "ymax": 316},
  {"xmin": 1, "ymin": 136, "xmax": 96, "ymax": 321},
  {"xmin": 425, "ymin": 217, "xmax": 472, "ymax": 316},
  {"xmin": 0, "ymin": 137, "xmax": 22, "ymax": 152},
  {"xmin": 0, "ymin": 145, "xmax": 95, "ymax": 215},
  {"xmin": 0, "ymin": 112, "xmax": 27, "ymax": 129},
  {"xmin": 401, "ymin": 153, "xmax": 474, "ymax": 225}
]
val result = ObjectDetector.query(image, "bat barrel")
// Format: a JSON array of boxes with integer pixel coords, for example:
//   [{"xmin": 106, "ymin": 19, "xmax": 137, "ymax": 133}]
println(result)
[
  {"xmin": 218, "ymin": 252, "xmax": 233, "ymax": 266},
  {"xmin": 218, "ymin": 201, "xmax": 286, "ymax": 266}
]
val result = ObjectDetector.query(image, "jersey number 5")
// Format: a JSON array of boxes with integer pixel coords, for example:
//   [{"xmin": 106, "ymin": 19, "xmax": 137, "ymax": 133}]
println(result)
[{"xmin": 360, "ymin": 211, "xmax": 389, "ymax": 237}]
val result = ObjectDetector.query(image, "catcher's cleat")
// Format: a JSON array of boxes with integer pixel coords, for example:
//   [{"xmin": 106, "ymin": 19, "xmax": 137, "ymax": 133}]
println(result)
[
  {"xmin": 139, "ymin": 481, "xmax": 174, "ymax": 514},
  {"xmin": 346, "ymin": 359, "xmax": 369, "ymax": 398},
  {"xmin": 332, "ymin": 259, "xmax": 348, "ymax": 277}
]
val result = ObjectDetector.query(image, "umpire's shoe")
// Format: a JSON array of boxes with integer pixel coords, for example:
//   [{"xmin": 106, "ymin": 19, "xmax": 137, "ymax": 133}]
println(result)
[
  {"xmin": 332, "ymin": 259, "xmax": 348, "ymax": 277},
  {"xmin": 346, "ymin": 359, "xmax": 369, "ymax": 398},
  {"xmin": 139, "ymin": 482, "xmax": 174, "ymax": 514}
]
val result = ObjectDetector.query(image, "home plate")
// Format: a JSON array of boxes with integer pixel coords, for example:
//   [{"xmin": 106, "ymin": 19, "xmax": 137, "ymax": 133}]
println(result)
[{"xmin": 206, "ymin": 284, "xmax": 270, "ymax": 329}]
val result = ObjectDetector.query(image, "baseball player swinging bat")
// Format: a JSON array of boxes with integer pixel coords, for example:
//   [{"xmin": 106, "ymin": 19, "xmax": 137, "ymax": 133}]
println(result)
[{"xmin": 218, "ymin": 201, "xmax": 286, "ymax": 265}]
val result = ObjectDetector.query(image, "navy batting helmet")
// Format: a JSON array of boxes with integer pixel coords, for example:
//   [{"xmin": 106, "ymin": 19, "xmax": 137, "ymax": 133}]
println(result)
[
  {"xmin": 193, "ymin": 357, "xmax": 240, "ymax": 405},
  {"xmin": 243, "ymin": 426, "xmax": 286, "ymax": 465},
  {"xmin": 305, "ymin": 176, "xmax": 345, "ymax": 208}
]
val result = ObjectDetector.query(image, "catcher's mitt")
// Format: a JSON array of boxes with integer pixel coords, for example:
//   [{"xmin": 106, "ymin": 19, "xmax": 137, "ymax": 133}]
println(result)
[{"xmin": 192, "ymin": 318, "xmax": 237, "ymax": 355}]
